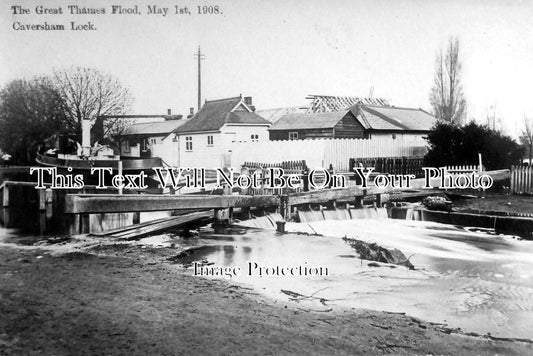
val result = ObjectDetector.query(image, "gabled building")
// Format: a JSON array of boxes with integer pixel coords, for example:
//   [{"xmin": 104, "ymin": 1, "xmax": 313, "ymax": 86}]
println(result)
[
  {"xmin": 122, "ymin": 118, "xmax": 185, "ymax": 158},
  {"xmin": 352, "ymin": 104, "xmax": 437, "ymax": 139},
  {"xmin": 96, "ymin": 110, "xmax": 185, "ymax": 158},
  {"xmin": 269, "ymin": 103, "xmax": 437, "ymax": 141},
  {"xmin": 165, "ymin": 95, "xmax": 270, "ymax": 167},
  {"xmin": 269, "ymin": 111, "xmax": 362, "ymax": 140}
]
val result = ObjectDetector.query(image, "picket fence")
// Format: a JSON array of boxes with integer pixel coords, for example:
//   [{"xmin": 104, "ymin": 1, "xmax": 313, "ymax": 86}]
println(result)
[
  {"xmin": 351, "ymin": 157, "xmax": 425, "ymax": 177},
  {"xmin": 230, "ymin": 137, "xmax": 427, "ymax": 172},
  {"xmin": 511, "ymin": 165, "xmax": 533, "ymax": 195},
  {"xmin": 445, "ymin": 165, "xmax": 480, "ymax": 175}
]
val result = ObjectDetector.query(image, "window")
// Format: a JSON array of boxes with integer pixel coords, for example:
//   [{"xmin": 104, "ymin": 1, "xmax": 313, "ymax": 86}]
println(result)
[
  {"xmin": 207, "ymin": 135, "xmax": 214, "ymax": 146},
  {"xmin": 289, "ymin": 132, "xmax": 298, "ymax": 140},
  {"xmin": 185, "ymin": 136, "xmax": 193, "ymax": 151},
  {"xmin": 122, "ymin": 140, "xmax": 130, "ymax": 153},
  {"xmin": 150, "ymin": 138, "xmax": 157, "ymax": 145},
  {"xmin": 250, "ymin": 134, "xmax": 259, "ymax": 142}
]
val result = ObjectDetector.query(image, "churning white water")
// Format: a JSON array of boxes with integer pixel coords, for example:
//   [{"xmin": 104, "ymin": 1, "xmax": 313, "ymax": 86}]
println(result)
[{"xmin": 181, "ymin": 210, "xmax": 533, "ymax": 339}]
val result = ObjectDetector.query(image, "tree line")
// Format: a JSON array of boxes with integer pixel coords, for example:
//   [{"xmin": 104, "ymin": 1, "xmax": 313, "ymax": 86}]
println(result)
[
  {"xmin": 0, "ymin": 67, "xmax": 132, "ymax": 165},
  {"xmin": 0, "ymin": 41, "xmax": 528, "ymax": 168},
  {"xmin": 426, "ymin": 36, "xmax": 524, "ymax": 169}
]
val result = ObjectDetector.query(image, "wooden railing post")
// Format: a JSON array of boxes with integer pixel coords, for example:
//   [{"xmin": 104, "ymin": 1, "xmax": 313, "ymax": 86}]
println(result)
[
  {"xmin": 38, "ymin": 189, "xmax": 46, "ymax": 235},
  {"xmin": 1, "ymin": 183, "xmax": 9, "ymax": 227}
]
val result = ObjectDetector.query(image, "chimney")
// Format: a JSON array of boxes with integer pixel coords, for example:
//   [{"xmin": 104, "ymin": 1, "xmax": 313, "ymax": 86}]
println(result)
[
  {"xmin": 244, "ymin": 96, "xmax": 256, "ymax": 112},
  {"xmin": 167, "ymin": 109, "xmax": 172, "ymax": 115},
  {"xmin": 187, "ymin": 107, "xmax": 195, "ymax": 119}
]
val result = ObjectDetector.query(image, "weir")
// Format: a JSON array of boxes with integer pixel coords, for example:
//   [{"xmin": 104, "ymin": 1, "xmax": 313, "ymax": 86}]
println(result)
[
  {"xmin": 237, "ymin": 207, "xmax": 388, "ymax": 229},
  {"xmin": 0, "ymin": 167, "xmax": 518, "ymax": 236}
]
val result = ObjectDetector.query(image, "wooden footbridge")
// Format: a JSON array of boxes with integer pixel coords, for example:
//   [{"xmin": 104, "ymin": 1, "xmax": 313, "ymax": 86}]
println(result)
[{"xmin": 1, "ymin": 169, "xmax": 511, "ymax": 236}]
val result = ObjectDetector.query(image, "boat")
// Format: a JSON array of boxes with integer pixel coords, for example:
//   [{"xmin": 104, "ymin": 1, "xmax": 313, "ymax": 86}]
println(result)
[{"xmin": 36, "ymin": 152, "xmax": 163, "ymax": 173}]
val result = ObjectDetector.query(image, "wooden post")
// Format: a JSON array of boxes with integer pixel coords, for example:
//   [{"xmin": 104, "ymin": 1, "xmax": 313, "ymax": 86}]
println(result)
[
  {"xmin": 1, "ymin": 183, "xmax": 9, "ymax": 227},
  {"xmin": 2, "ymin": 183, "xmax": 8, "ymax": 208},
  {"xmin": 214, "ymin": 208, "xmax": 231, "ymax": 224},
  {"xmin": 133, "ymin": 212, "xmax": 141, "ymax": 224},
  {"xmin": 275, "ymin": 220, "xmax": 286, "ymax": 233},
  {"xmin": 280, "ymin": 195, "xmax": 288, "ymax": 219},
  {"xmin": 302, "ymin": 168, "xmax": 309, "ymax": 192},
  {"xmin": 38, "ymin": 189, "xmax": 46, "ymax": 235},
  {"xmin": 376, "ymin": 193, "xmax": 389, "ymax": 208},
  {"xmin": 118, "ymin": 161, "xmax": 123, "ymax": 195},
  {"xmin": 79, "ymin": 214, "xmax": 90, "ymax": 234},
  {"xmin": 239, "ymin": 167, "xmax": 251, "ymax": 218},
  {"xmin": 354, "ymin": 196, "xmax": 363, "ymax": 208},
  {"xmin": 214, "ymin": 181, "xmax": 232, "ymax": 225}
]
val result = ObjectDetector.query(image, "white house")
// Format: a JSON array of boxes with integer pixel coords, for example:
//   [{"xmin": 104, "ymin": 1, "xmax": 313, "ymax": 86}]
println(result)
[
  {"xmin": 121, "ymin": 118, "xmax": 185, "ymax": 159},
  {"xmin": 98, "ymin": 111, "xmax": 185, "ymax": 158},
  {"xmin": 159, "ymin": 96, "xmax": 271, "ymax": 168}
]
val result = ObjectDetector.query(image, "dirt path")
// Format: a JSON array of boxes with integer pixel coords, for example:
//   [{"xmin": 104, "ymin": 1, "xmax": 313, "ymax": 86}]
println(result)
[{"xmin": 1, "ymin": 244, "xmax": 532, "ymax": 355}]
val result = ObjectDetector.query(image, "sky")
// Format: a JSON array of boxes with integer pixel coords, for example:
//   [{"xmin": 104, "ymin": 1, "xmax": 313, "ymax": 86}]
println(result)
[{"xmin": 1, "ymin": 0, "xmax": 532, "ymax": 138}]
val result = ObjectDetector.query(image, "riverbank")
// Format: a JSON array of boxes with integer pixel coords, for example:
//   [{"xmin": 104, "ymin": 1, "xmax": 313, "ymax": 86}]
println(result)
[
  {"xmin": 452, "ymin": 192, "xmax": 533, "ymax": 216},
  {"xmin": 1, "ymin": 242, "xmax": 532, "ymax": 355}
]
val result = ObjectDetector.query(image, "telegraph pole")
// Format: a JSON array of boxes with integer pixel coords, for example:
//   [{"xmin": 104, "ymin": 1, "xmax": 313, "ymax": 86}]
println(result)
[{"xmin": 194, "ymin": 46, "xmax": 205, "ymax": 111}]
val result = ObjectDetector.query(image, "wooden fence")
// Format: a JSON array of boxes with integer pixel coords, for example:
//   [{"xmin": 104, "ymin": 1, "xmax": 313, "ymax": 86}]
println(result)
[
  {"xmin": 445, "ymin": 165, "xmax": 480, "ymax": 175},
  {"xmin": 241, "ymin": 160, "xmax": 308, "ymax": 195},
  {"xmin": 242, "ymin": 160, "xmax": 308, "ymax": 174},
  {"xmin": 511, "ymin": 165, "xmax": 533, "ymax": 195},
  {"xmin": 349, "ymin": 157, "xmax": 425, "ymax": 177},
  {"xmin": 231, "ymin": 137, "xmax": 427, "ymax": 172}
]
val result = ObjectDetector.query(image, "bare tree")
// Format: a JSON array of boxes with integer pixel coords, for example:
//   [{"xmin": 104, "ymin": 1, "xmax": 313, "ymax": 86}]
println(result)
[
  {"xmin": 520, "ymin": 114, "xmax": 533, "ymax": 164},
  {"xmin": 102, "ymin": 116, "xmax": 134, "ymax": 155},
  {"xmin": 53, "ymin": 67, "xmax": 133, "ymax": 135},
  {"xmin": 429, "ymin": 37, "xmax": 466, "ymax": 123}
]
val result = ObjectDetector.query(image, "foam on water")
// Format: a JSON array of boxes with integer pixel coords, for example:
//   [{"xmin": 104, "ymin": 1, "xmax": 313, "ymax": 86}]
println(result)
[
  {"xmin": 185, "ymin": 217, "xmax": 533, "ymax": 339},
  {"xmin": 298, "ymin": 207, "xmax": 387, "ymax": 222}
]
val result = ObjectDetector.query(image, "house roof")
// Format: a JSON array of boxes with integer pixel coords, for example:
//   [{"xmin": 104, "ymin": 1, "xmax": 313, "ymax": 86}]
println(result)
[
  {"xmin": 175, "ymin": 96, "xmax": 270, "ymax": 133},
  {"xmin": 270, "ymin": 104, "xmax": 437, "ymax": 133},
  {"xmin": 101, "ymin": 114, "xmax": 182, "ymax": 120},
  {"xmin": 269, "ymin": 111, "xmax": 347, "ymax": 130},
  {"xmin": 355, "ymin": 105, "xmax": 437, "ymax": 131},
  {"xmin": 256, "ymin": 107, "xmax": 305, "ymax": 124},
  {"xmin": 125, "ymin": 120, "xmax": 186, "ymax": 136}
]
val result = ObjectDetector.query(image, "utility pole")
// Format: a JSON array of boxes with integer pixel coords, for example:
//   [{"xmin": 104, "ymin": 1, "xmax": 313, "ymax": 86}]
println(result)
[{"xmin": 194, "ymin": 46, "xmax": 205, "ymax": 111}]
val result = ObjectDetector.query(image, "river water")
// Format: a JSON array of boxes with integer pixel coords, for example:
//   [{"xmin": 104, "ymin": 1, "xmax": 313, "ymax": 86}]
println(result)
[
  {"xmin": 153, "ymin": 209, "xmax": 533, "ymax": 339},
  {"xmin": 2, "ymin": 209, "xmax": 533, "ymax": 339}
]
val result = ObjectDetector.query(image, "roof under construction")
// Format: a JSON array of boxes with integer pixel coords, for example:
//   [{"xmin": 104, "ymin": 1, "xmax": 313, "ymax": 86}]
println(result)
[{"xmin": 305, "ymin": 95, "xmax": 389, "ymax": 113}]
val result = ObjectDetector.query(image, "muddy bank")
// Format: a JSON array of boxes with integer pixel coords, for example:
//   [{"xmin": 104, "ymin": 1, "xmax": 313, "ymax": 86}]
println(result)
[
  {"xmin": 1, "ymin": 244, "xmax": 532, "ymax": 355},
  {"xmin": 451, "ymin": 193, "xmax": 533, "ymax": 216}
]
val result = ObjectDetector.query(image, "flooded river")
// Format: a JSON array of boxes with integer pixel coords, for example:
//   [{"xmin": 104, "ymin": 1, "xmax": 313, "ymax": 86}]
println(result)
[
  {"xmin": 145, "ymin": 212, "xmax": 533, "ymax": 339},
  {"xmin": 2, "ymin": 210, "xmax": 533, "ymax": 339}
]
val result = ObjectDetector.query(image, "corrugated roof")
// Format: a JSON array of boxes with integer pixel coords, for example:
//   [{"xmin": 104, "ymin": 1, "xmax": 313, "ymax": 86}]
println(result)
[
  {"xmin": 125, "ymin": 120, "xmax": 186, "ymax": 136},
  {"xmin": 356, "ymin": 105, "xmax": 437, "ymax": 131},
  {"xmin": 175, "ymin": 97, "xmax": 270, "ymax": 133},
  {"xmin": 270, "ymin": 112, "xmax": 347, "ymax": 130}
]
